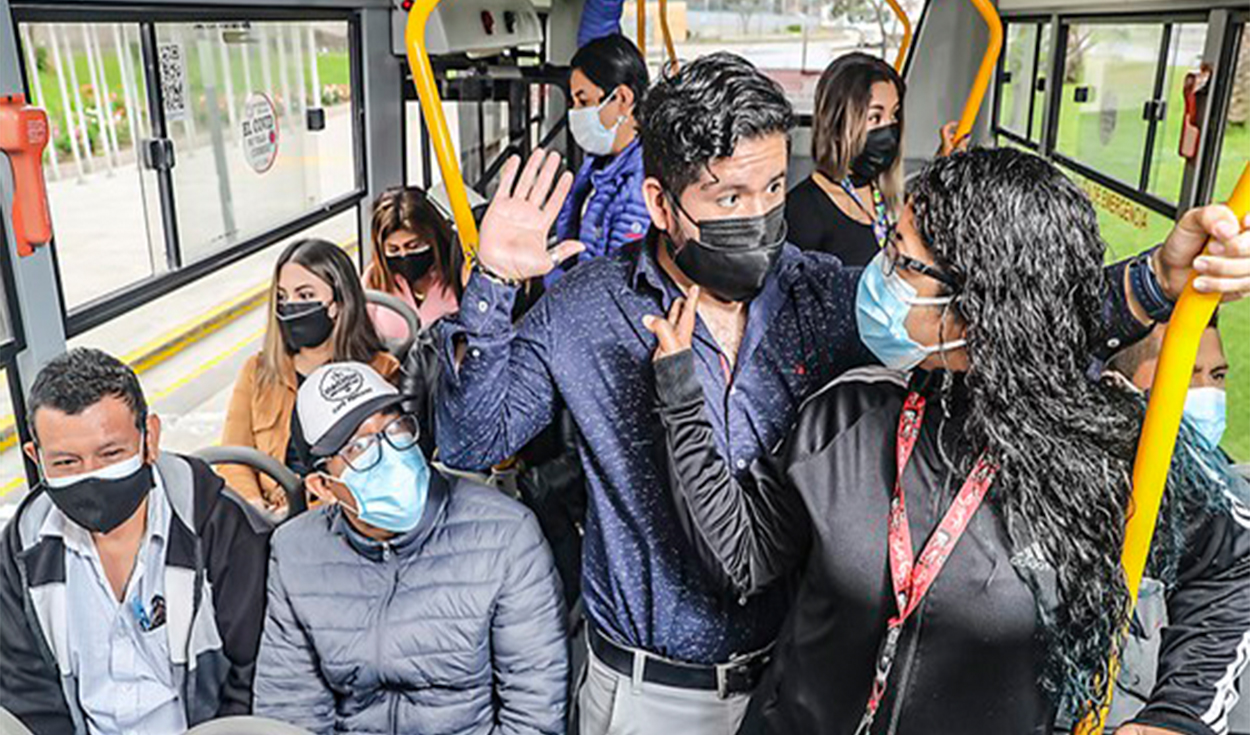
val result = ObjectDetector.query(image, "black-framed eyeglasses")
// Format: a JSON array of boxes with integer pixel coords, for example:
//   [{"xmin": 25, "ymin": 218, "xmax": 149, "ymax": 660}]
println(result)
[
  {"xmin": 883, "ymin": 227, "xmax": 959, "ymax": 292},
  {"xmin": 330, "ymin": 414, "xmax": 421, "ymax": 473}
]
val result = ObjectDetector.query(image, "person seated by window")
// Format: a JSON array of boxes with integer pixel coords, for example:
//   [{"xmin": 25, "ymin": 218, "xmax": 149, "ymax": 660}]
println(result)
[
  {"xmin": 1108, "ymin": 312, "xmax": 1229, "ymax": 451},
  {"xmin": 648, "ymin": 149, "xmax": 1250, "ymax": 735},
  {"xmin": 364, "ymin": 187, "xmax": 464, "ymax": 341},
  {"xmin": 786, "ymin": 53, "xmax": 966, "ymax": 266},
  {"xmin": 1099, "ymin": 311, "xmax": 1240, "ymax": 730},
  {"xmin": 252, "ymin": 361, "xmax": 567, "ymax": 735},
  {"xmin": 547, "ymin": 33, "xmax": 650, "ymax": 285},
  {"xmin": 221, "ymin": 239, "xmax": 400, "ymax": 511},
  {"xmin": 0, "ymin": 348, "xmax": 270, "ymax": 735}
]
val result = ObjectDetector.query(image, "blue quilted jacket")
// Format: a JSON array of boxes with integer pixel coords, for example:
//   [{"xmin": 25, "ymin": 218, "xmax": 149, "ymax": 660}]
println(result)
[
  {"xmin": 253, "ymin": 472, "xmax": 568, "ymax": 734},
  {"xmin": 548, "ymin": 139, "xmax": 648, "ymax": 286}
]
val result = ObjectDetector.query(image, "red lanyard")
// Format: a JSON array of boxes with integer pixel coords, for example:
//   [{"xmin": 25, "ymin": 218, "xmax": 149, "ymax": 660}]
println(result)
[{"xmin": 854, "ymin": 392, "xmax": 998, "ymax": 735}]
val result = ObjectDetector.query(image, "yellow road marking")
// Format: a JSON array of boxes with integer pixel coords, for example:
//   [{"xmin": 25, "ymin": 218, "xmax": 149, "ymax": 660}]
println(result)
[
  {"xmin": 0, "ymin": 476, "xmax": 24, "ymax": 498},
  {"xmin": 149, "ymin": 326, "xmax": 267, "ymax": 401}
]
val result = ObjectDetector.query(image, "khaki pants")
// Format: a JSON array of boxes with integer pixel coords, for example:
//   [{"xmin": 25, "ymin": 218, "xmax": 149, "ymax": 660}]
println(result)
[{"xmin": 577, "ymin": 645, "xmax": 753, "ymax": 735}]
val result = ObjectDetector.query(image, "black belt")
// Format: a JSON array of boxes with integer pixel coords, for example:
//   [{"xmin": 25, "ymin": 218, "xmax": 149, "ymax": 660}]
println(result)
[{"xmin": 588, "ymin": 624, "xmax": 771, "ymax": 698}]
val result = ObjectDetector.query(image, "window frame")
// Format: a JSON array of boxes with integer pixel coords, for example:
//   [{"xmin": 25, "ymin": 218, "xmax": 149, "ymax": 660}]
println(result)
[
  {"xmin": 994, "ymin": 11, "xmax": 1220, "ymax": 221},
  {"xmin": 12, "ymin": 4, "xmax": 368, "ymax": 338}
]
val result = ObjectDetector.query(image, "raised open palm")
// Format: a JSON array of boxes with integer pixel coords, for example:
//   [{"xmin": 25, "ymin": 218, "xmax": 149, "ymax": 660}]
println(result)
[{"xmin": 477, "ymin": 149, "xmax": 583, "ymax": 281}]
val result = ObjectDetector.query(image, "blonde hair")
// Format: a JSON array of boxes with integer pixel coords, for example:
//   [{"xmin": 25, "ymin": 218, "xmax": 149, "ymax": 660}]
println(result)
[
  {"xmin": 811, "ymin": 52, "xmax": 906, "ymax": 210},
  {"xmin": 258, "ymin": 238, "xmax": 386, "ymax": 388}
]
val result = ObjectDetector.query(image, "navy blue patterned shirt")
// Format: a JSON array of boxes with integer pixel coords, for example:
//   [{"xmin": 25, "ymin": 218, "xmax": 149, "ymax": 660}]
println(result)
[{"xmin": 435, "ymin": 236, "xmax": 1147, "ymax": 664}]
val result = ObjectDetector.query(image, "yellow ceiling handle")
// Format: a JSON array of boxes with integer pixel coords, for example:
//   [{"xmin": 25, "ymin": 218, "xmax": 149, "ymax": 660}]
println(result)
[
  {"xmin": 637, "ymin": 0, "xmax": 647, "ymax": 56},
  {"xmin": 405, "ymin": 0, "xmax": 481, "ymax": 258},
  {"xmin": 658, "ymin": 0, "xmax": 678, "ymax": 71},
  {"xmin": 955, "ymin": 0, "xmax": 1003, "ymax": 141},
  {"xmin": 883, "ymin": 0, "xmax": 912, "ymax": 73},
  {"xmin": 1073, "ymin": 162, "xmax": 1250, "ymax": 735}
]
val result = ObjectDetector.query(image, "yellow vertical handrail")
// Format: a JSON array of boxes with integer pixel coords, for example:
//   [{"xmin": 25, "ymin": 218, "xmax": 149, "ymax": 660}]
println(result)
[
  {"xmin": 405, "ymin": 1, "xmax": 480, "ymax": 258},
  {"xmin": 637, "ymin": 0, "xmax": 647, "ymax": 56},
  {"xmin": 883, "ymin": 0, "xmax": 912, "ymax": 73},
  {"xmin": 1073, "ymin": 162, "xmax": 1250, "ymax": 735},
  {"xmin": 658, "ymin": 0, "xmax": 678, "ymax": 71},
  {"xmin": 955, "ymin": 0, "xmax": 1003, "ymax": 141}
]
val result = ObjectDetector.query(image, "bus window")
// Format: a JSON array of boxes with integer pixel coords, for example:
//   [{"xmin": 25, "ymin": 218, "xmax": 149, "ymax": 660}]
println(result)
[
  {"xmin": 405, "ymin": 97, "xmax": 511, "ymax": 196},
  {"xmin": 997, "ymin": 22, "xmax": 1038, "ymax": 142},
  {"xmin": 1216, "ymin": 23, "xmax": 1248, "ymax": 464},
  {"xmin": 65, "ymin": 209, "xmax": 359, "ymax": 458},
  {"xmin": 156, "ymin": 20, "xmax": 358, "ymax": 264},
  {"xmin": 1146, "ymin": 22, "xmax": 1208, "ymax": 202},
  {"xmin": 1215, "ymin": 24, "xmax": 1249, "ymax": 205},
  {"xmin": 618, "ymin": 0, "xmax": 924, "ymax": 115},
  {"xmin": 0, "ymin": 367, "xmax": 23, "ymax": 528},
  {"xmin": 16, "ymin": 22, "xmax": 167, "ymax": 309},
  {"xmin": 1031, "ymin": 23, "xmax": 1051, "ymax": 145},
  {"xmin": 1056, "ymin": 23, "xmax": 1165, "ymax": 190}
]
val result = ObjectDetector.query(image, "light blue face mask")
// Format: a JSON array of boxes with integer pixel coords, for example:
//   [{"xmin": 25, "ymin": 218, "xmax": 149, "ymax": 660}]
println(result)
[
  {"xmin": 1183, "ymin": 386, "xmax": 1227, "ymax": 452},
  {"xmin": 856, "ymin": 249, "xmax": 966, "ymax": 373},
  {"xmin": 339, "ymin": 442, "xmax": 431, "ymax": 534},
  {"xmin": 568, "ymin": 91, "xmax": 622, "ymax": 156}
]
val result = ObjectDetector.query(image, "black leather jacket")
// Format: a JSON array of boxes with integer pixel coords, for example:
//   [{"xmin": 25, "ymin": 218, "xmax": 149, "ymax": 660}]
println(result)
[{"xmin": 654, "ymin": 357, "xmax": 1250, "ymax": 735}]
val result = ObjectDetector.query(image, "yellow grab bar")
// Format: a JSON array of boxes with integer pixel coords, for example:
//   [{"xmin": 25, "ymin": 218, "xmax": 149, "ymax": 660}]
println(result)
[
  {"xmin": 405, "ymin": 0, "xmax": 481, "ymax": 258},
  {"xmin": 658, "ymin": 0, "xmax": 678, "ymax": 70},
  {"xmin": 883, "ymin": 0, "xmax": 912, "ymax": 72},
  {"xmin": 637, "ymin": 0, "xmax": 647, "ymax": 56},
  {"xmin": 1074, "ymin": 162, "xmax": 1250, "ymax": 735},
  {"xmin": 955, "ymin": 0, "xmax": 1003, "ymax": 141}
]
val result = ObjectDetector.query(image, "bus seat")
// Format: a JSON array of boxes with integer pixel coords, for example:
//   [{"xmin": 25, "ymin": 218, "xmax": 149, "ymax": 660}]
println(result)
[
  {"xmin": 185, "ymin": 717, "xmax": 314, "ymax": 734},
  {"xmin": 0, "ymin": 707, "xmax": 33, "ymax": 735},
  {"xmin": 193, "ymin": 446, "xmax": 307, "ymax": 520},
  {"xmin": 365, "ymin": 289, "xmax": 420, "ymax": 360}
]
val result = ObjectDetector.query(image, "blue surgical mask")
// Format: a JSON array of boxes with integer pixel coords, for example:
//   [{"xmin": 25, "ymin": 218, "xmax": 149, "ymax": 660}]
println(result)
[
  {"xmin": 1183, "ymin": 387, "xmax": 1227, "ymax": 452},
  {"xmin": 338, "ymin": 443, "xmax": 431, "ymax": 533},
  {"xmin": 568, "ymin": 92, "xmax": 622, "ymax": 156},
  {"xmin": 856, "ymin": 249, "xmax": 966, "ymax": 372}
]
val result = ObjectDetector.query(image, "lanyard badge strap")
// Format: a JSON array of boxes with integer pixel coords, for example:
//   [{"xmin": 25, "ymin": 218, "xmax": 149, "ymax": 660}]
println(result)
[{"xmin": 855, "ymin": 391, "xmax": 998, "ymax": 734}]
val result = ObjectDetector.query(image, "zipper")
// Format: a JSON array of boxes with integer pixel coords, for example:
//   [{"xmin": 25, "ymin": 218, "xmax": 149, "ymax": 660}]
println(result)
[
  {"xmin": 377, "ymin": 542, "xmax": 402, "ymax": 734},
  {"xmin": 883, "ymin": 599, "xmax": 927, "ymax": 735}
]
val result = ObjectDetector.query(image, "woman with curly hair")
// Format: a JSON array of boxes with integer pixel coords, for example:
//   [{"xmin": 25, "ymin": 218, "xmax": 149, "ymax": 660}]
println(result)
[{"xmin": 647, "ymin": 148, "xmax": 1250, "ymax": 734}]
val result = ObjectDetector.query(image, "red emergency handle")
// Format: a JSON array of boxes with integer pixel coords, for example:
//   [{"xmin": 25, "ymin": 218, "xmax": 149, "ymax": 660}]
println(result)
[{"xmin": 0, "ymin": 94, "xmax": 53, "ymax": 256}]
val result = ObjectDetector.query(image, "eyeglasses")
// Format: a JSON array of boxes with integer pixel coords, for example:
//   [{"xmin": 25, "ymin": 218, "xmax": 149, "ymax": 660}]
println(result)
[
  {"xmin": 333, "ymin": 415, "xmax": 420, "ymax": 472},
  {"xmin": 883, "ymin": 227, "xmax": 959, "ymax": 292}
]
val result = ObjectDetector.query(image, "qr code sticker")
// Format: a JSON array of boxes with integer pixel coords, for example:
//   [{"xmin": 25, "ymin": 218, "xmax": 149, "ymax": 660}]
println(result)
[{"xmin": 158, "ymin": 42, "xmax": 188, "ymax": 123}]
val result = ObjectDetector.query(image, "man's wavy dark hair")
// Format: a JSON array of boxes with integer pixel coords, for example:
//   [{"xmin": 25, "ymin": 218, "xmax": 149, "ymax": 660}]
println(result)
[
  {"xmin": 637, "ymin": 52, "xmax": 794, "ymax": 196},
  {"xmin": 908, "ymin": 147, "xmax": 1240, "ymax": 718}
]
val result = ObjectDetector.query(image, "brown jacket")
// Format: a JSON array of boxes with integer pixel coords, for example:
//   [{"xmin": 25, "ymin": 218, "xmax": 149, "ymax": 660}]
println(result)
[{"xmin": 219, "ymin": 351, "xmax": 401, "ymax": 507}]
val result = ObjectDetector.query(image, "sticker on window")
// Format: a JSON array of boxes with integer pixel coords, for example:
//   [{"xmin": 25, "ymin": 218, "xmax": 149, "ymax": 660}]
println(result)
[
  {"xmin": 241, "ymin": 93, "xmax": 279, "ymax": 174},
  {"xmin": 158, "ymin": 42, "xmax": 188, "ymax": 123}
]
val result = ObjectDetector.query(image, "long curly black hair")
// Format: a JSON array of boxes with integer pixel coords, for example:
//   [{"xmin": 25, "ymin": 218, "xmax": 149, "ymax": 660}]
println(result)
[{"xmin": 908, "ymin": 147, "xmax": 1240, "ymax": 717}]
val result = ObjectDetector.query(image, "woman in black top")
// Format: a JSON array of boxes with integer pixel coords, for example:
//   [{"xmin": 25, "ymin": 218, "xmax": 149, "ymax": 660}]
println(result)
[
  {"xmin": 649, "ymin": 149, "xmax": 1250, "ymax": 734},
  {"xmin": 788, "ymin": 53, "xmax": 964, "ymax": 266}
]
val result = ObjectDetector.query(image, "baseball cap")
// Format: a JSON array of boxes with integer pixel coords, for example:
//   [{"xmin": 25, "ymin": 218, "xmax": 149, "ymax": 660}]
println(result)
[{"xmin": 297, "ymin": 362, "xmax": 407, "ymax": 458}]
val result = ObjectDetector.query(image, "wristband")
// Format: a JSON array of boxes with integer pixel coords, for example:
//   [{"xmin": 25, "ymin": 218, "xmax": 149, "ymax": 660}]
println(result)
[
  {"xmin": 472, "ymin": 261, "xmax": 522, "ymax": 288},
  {"xmin": 1128, "ymin": 247, "xmax": 1175, "ymax": 323}
]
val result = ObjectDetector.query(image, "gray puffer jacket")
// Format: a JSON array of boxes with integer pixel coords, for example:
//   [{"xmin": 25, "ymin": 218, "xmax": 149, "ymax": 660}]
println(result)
[{"xmin": 253, "ymin": 470, "xmax": 568, "ymax": 734}]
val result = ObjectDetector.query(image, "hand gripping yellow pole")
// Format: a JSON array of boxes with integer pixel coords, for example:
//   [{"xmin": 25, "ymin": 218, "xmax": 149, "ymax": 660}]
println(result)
[
  {"xmin": 883, "ymin": 0, "xmax": 912, "ymax": 73},
  {"xmin": 1074, "ymin": 162, "xmax": 1250, "ymax": 735},
  {"xmin": 955, "ymin": 0, "xmax": 1003, "ymax": 141},
  {"xmin": 405, "ymin": 1, "xmax": 481, "ymax": 258}
]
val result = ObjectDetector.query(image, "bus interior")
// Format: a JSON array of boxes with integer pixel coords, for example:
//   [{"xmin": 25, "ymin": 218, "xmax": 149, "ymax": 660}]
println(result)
[{"xmin": 0, "ymin": 0, "xmax": 1246, "ymax": 730}]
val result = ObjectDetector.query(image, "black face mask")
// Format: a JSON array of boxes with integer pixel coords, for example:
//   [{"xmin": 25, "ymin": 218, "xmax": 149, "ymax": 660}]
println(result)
[
  {"xmin": 849, "ymin": 123, "xmax": 901, "ymax": 187},
  {"xmin": 43, "ymin": 456, "xmax": 154, "ymax": 534},
  {"xmin": 667, "ymin": 196, "xmax": 788, "ymax": 302},
  {"xmin": 277, "ymin": 301, "xmax": 335, "ymax": 352},
  {"xmin": 386, "ymin": 249, "xmax": 436, "ymax": 285}
]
